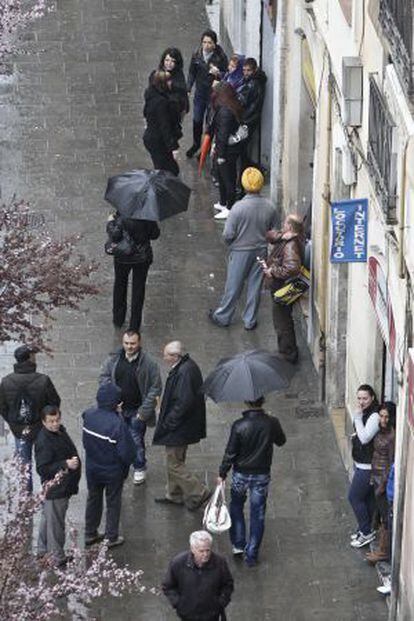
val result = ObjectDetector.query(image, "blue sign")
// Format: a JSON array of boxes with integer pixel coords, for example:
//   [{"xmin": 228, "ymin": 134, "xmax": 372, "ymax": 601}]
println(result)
[{"xmin": 330, "ymin": 198, "xmax": 368, "ymax": 263}]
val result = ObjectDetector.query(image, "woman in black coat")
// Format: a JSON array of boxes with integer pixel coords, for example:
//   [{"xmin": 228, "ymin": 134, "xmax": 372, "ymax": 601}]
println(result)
[
  {"xmin": 143, "ymin": 70, "xmax": 181, "ymax": 176},
  {"xmin": 107, "ymin": 214, "xmax": 160, "ymax": 330},
  {"xmin": 159, "ymin": 47, "xmax": 189, "ymax": 133},
  {"xmin": 208, "ymin": 82, "xmax": 244, "ymax": 220}
]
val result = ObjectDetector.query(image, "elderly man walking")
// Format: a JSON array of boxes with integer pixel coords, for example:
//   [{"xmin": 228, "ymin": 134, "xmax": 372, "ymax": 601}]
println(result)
[
  {"xmin": 208, "ymin": 167, "xmax": 276, "ymax": 330},
  {"xmin": 162, "ymin": 530, "xmax": 234, "ymax": 620},
  {"xmin": 153, "ymin": 341, "xmax": 211, "ymax": 510}
]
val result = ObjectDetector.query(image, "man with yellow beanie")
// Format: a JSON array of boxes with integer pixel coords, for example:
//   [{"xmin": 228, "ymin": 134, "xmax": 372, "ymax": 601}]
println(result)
[{"xmin": 208, "ymin": 167, "xmax": 276, "ymax": 330}]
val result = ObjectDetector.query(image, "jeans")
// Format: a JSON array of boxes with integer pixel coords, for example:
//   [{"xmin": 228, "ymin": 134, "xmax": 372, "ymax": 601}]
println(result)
[
  {"xmin": 85, "ymin": 477, "xmax": 124, "ymax": 542},
  {"xmin": 15, "ymin": 436, "xmax": 33, "ymax": 492},
  {"xmin": 123, "ymin": 413, "xmax": 146, "ymax": 471},
  {"xmin": 348, "ymin": 467, "xmax": 376, "ymax": 535},
  {"xmin": 229, "ymin": 471, "xmax": 270, "ymax": 562},
  {"xmin": 213, "ymin": 249, "xmax": 266, "ymax": 328},
  {"xmin": 192, "ymin": 92, "xmax": 209, "ymax": 125},
  {"xmin": 113, "ymin": 261, "xmax": 150, "ymax": 330}
]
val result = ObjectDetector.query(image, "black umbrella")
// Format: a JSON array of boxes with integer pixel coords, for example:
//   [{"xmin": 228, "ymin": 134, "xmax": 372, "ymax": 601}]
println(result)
[
  {"xmin": 104, "ymin": 169, "xmax": 191, "ymax": 221},
  {"xmin": 203, "ymin": 349, "xmax": 295, "ymax": 403}
]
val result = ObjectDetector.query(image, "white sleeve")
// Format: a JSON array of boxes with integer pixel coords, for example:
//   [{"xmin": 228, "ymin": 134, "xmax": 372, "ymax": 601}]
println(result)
[{"xmin": 354, "ymin": 412, "xmax": 380, "ymax": 445}]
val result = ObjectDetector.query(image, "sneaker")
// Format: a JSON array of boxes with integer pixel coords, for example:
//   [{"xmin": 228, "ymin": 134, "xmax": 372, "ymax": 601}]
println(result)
[
  {"xmin": 350, "ymin": 530, "xmax": 361, "ymax": 541},
  {"xmin": 214, "ymin": 207, "xmax": 230, "ymax": 220},
  {"xmin": 377, "ymin": 576, "xmax": 391, "ymax": 595},
  {"xmin": 85, "ymin": 533, "xmax": 105, "ymax": 546},
  {"xmin": 232, "ymin": 547, "xmax": 244, "ymax": 556},
  {"xmin": 213, "ymin": 202, "xmax": 226, "ymax": 211},
  {"xmin": 350, "ymin": 531, "xmax": 376, "ymax": 548},
  {"xmin": 133, "ymin": 470, "xmax": 146, "ymax": 485},
  {"xmin": 107, "ymin": 536, "xmax": 125, "ymax": 548}
]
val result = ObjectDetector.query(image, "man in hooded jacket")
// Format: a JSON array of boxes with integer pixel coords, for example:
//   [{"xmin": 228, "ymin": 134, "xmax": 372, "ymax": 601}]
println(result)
[{"xmin": 82, "ymin": 383, "xmax": 136, "ymax": 547}]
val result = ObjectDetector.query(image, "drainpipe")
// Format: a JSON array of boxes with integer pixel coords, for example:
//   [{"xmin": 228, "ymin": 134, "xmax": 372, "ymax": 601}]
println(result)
[
  {"xmin": 270, "ymin": 0, "xmax": 288, "ymax": 214},
  {"xmin": 318, "ymin": 71, "xmax": 333, "ymax": 402},
  {"xmin": 398, "ymin": 136, "xmax": 412, "ymax": 279}
]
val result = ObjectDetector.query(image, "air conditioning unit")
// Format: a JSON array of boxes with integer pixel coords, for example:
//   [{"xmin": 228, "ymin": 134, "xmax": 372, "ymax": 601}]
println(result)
[{"xmin": 342, "ymin": 57, "xmax": 363, "ymax": 127}]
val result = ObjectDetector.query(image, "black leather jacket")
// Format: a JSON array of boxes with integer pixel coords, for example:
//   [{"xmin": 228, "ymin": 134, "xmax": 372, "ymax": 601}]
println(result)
[{"xmin": 219, "ymin": 409, "xmax": 286, "ymax": 478}]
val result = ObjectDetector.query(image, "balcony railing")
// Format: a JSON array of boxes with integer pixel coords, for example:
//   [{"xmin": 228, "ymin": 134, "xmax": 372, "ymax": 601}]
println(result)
[
  {"xmin": 379, "ymin": 0, "xmax": 414, "ymax": 96},
  {"xmin": 367, "ymin": 77, "xmax": 398, "ymax": 224}
]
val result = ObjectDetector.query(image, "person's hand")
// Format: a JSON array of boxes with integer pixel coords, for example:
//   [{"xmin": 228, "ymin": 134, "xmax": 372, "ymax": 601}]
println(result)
[
  {"xmin": 217, "ymin": 157, "xmax": 226, "ymax": 165},
  {"xmin": 116, "ymin": 401, "xmax": 123, "ymax": 414},
  {"xmin": 216, "ymin": 476, "xmax": 224, "ymax": 486},
  {"xmin": 66, "ymin": 456, "xmax": 79, "ymax": 470},
  {"xmin": 209, "ymin": 65, "xmax": 220, "ymax": 76},
  {"xmin": 172, "ymin": 149, "xmax": 179, "ymax": 161}
]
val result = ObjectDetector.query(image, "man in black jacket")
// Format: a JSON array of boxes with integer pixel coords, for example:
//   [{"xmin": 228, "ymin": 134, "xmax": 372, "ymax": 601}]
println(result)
[
  {"xmin": 217, "ymin": 396, "xmax": 286, "ymax": 567},
  {"xmin": 238, "ymin": 58, "xmax": 267, "ymax": 171},
  {"xmin": 153, "ymin": 341, "xmax": 210, "ymax": 510},
  {"xmin": 0, "ymin": 345, "xmax": 61, "ymax": 491},
  {"xmin": 186, "ymin": 29, "xmax": 228, "ymax": 158},
  {"xmin": 35, "ymin": 405, "xmax": 81, "ymax": 566},
  {"xmin": 162, "ymin": 530, "xmax": 233, "ymax": 621}
]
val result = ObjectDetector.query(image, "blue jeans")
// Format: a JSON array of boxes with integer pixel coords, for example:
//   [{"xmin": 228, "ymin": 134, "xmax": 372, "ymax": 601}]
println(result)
[
  {"xmin": 348, "ymin": 467, "xmax": 375, "ymax": 535},
  {"xmin": 230, "ymin": 471, "xmax": 270, "ymax": 562},
  {"xmin": 15, "ymin": 436, "xmax": 34, "ymax": 492},
  {"xmin": 123, "ymin": 413, "xmax": 146, "ymax": 471},
  {"xmin": 192, "ymin": 92, "xmax": 209, "ymax": 125}
]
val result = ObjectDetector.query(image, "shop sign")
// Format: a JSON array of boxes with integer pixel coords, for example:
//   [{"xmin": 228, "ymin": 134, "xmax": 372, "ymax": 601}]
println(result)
[{"xmin": 330, "ymin": 198, "xmax": 368, "ymax": 263}]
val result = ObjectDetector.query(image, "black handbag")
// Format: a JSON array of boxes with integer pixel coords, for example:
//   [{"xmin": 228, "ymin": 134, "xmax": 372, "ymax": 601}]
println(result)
[{"xmin": 105, "ymin": 215, "xmax": 137, "ymax": 258}]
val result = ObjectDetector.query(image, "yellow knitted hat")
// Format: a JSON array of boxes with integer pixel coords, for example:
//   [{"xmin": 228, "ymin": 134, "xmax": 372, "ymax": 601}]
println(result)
[{"xmin": 241, "ymin": 167, "xmax": 264, "ymax": 193}]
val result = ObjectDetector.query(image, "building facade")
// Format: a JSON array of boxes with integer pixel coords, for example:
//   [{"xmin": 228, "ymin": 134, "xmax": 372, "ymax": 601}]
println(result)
[{"xmin": 218, "ymin": 1, "xmax": 414, "ymax": 618}]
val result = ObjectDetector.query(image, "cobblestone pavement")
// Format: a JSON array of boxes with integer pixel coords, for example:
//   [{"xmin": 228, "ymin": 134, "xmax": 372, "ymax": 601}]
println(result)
[{"xmin": 0, "ymin": 1, "xmax": 388, "ymax": 619}]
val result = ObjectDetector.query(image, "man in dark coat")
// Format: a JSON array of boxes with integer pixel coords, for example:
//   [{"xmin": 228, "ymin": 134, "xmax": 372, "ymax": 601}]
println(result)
[
  {"xmin": 186, "ymin": 29, "xmax": 228, "ymax": 158},
  {"xmin": 153, "ymin": 341, "xmax": 210, "ymax": 510},
  {"xmin": 99, "ymin": 330, "xmax": 162, "ymax": 485},
  {"xmin": 0, "ymin": 344, "xmax": 61, "ymax": 491},
  {"xmin": 217, "ymin": 396, "xmax": 286, "ymax": 567},
  {"xmin": 162, "ymin": 530, "xmax": 233, "ymax": 621},
  {"xmin": 82, "ymin": 383, "xmax": 136, "ymax": 547},
  {"xmin": 237, "ymin": 57, "xmax": 267, "ymax": 171},
  {"xmin": 35, "ymin": 405, "xmax": 81, "ymax": 566}
]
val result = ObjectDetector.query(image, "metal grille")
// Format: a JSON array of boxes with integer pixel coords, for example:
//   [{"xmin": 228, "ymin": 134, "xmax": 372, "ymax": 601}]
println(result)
[
  {"xmin": 367, "ymin": 77, "xmax": 398, "ymax": 224},
  {"xmin": 379, "ymin": 0, "xmax": 414, "ymax": 96}
]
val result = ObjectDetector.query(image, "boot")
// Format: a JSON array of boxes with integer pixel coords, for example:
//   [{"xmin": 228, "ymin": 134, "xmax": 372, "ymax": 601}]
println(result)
[
  {"xmin": 365, "ymin": 526, "xmax": 389, "ymax": 564},
  {"xmin": 186, "ymin": 121, "xmax": 203, "ymax": 158}
]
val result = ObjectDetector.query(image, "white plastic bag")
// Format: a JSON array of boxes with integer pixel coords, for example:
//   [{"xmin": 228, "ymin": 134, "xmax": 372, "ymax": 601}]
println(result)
[{"xmin": 203, "ymin": 482, "xmax": 231, "ymax": 534}]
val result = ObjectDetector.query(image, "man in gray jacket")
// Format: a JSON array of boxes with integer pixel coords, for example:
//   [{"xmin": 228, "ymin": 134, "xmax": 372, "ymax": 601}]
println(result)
[
  {"xmin": 208, "ymin": 167, "xmax": 276, "ymax": 330},
  {"xmin": 99, "ymin": 330, "xmax": 161, "ymax": 485}
]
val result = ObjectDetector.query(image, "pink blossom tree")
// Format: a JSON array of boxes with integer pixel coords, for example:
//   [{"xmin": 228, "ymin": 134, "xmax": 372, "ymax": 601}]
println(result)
[
  {"xmin": 0, "ymin": 0, "xmax": 50, "ymax": 67},
  {"xmin": 0, "ymin": 458, "xmax": 149, "ymax": 620},
  {"xmin": 0, "ymin": 199, "xmax": 99, "ymax": 350}
]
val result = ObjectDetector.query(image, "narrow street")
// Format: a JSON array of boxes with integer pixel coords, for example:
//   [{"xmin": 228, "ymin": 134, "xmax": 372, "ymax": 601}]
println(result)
[{"xmin": 0, "ymin": 0, "xmax": 387, "ymax": 619}]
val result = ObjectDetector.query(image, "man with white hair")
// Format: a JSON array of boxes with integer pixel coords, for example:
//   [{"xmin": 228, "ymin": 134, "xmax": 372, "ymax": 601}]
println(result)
[
  {"xmin": 162, "ymin": 530, "xmax": 234, "ymax": 620},
  {"xmin": 153, "ymin": 342, "xmax": 211, "ymax": 510}
]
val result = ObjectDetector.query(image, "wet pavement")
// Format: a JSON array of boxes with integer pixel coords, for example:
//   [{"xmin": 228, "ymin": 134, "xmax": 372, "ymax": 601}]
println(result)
[{"xmin": 0, "ymin": 0, "xmax": 387, "ymax": 619}]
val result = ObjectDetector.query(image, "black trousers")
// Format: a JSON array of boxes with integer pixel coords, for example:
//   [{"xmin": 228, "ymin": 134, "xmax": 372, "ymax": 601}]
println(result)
[
  {"xmin": 271, "ymin": 298, "xmax": 298, "ymax": 362},
  {"xmin": 85, "ymin": 478, "xmax": 124, "ymax": 542},
  {"xmin": 144, "ymin": 138, "xmax": 179, "ymax": 176},
  {"xmin": 217, "ymin": 151, "xmax": 238, "ymax": 208},
  {"xmin": 113, "ymin": 260, "xmax": 150, "ymax": 330}
]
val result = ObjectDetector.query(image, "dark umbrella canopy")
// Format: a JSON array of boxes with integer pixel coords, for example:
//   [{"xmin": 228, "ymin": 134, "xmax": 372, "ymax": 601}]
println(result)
[
  {"xmin": 104, "ymin": 169, "xmax": 191, "ymax": 221},
  {"xmin": 203, "ymin": 349, "xmax": 295, "ymax": 403}
]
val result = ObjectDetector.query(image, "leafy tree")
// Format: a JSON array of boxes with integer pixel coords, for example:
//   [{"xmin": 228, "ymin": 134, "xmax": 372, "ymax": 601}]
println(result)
[{"xmin": 0, "ymin": 199, "xmax": 99, "ymax": 350}]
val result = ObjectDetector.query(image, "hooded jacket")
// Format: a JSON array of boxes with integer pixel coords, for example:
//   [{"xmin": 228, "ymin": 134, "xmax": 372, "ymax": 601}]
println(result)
[
  {"xmin": 238, "ymin": 69, "xmax": 267, "ymax": 131},
  {"xmin": 82, "ymin": 384, "xmax": 136, "ymax": 484},
  {"xmin": 143, "ymin": 84, "xmax": 180, "ymax": 152},
  {"xmin": 0, "ymin": 360, "xmax": 61, "ymax": 439}
]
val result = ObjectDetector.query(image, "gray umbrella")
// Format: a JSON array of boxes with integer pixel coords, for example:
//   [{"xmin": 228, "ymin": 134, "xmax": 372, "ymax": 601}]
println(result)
[
  {"xmin": 203, "ymin": 349, "xmax": 295, "ymax": 403},
  {"xmin": 104, "ymin": 169, "xmax": 191, "ymax": 221}
]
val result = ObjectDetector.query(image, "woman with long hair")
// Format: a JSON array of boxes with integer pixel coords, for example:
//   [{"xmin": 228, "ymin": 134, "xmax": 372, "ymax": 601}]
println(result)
[
  {"xmin": 348, "ymin": 384, "xmax": 380, "ymax": 549},
  {"xmin": 209, "ymin": 82, "xmax": 244, "ymax": 220},
  {"xmin": 143, "ymin": 70, "xmax": 180, "ymax": 176},
  {"xmin": 365, "ymin": 401, "xmax": 395, "ymax": 564},
  {"xmin": 159, "ymin": 47, "xmax": 189, "ymax": 127}
]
